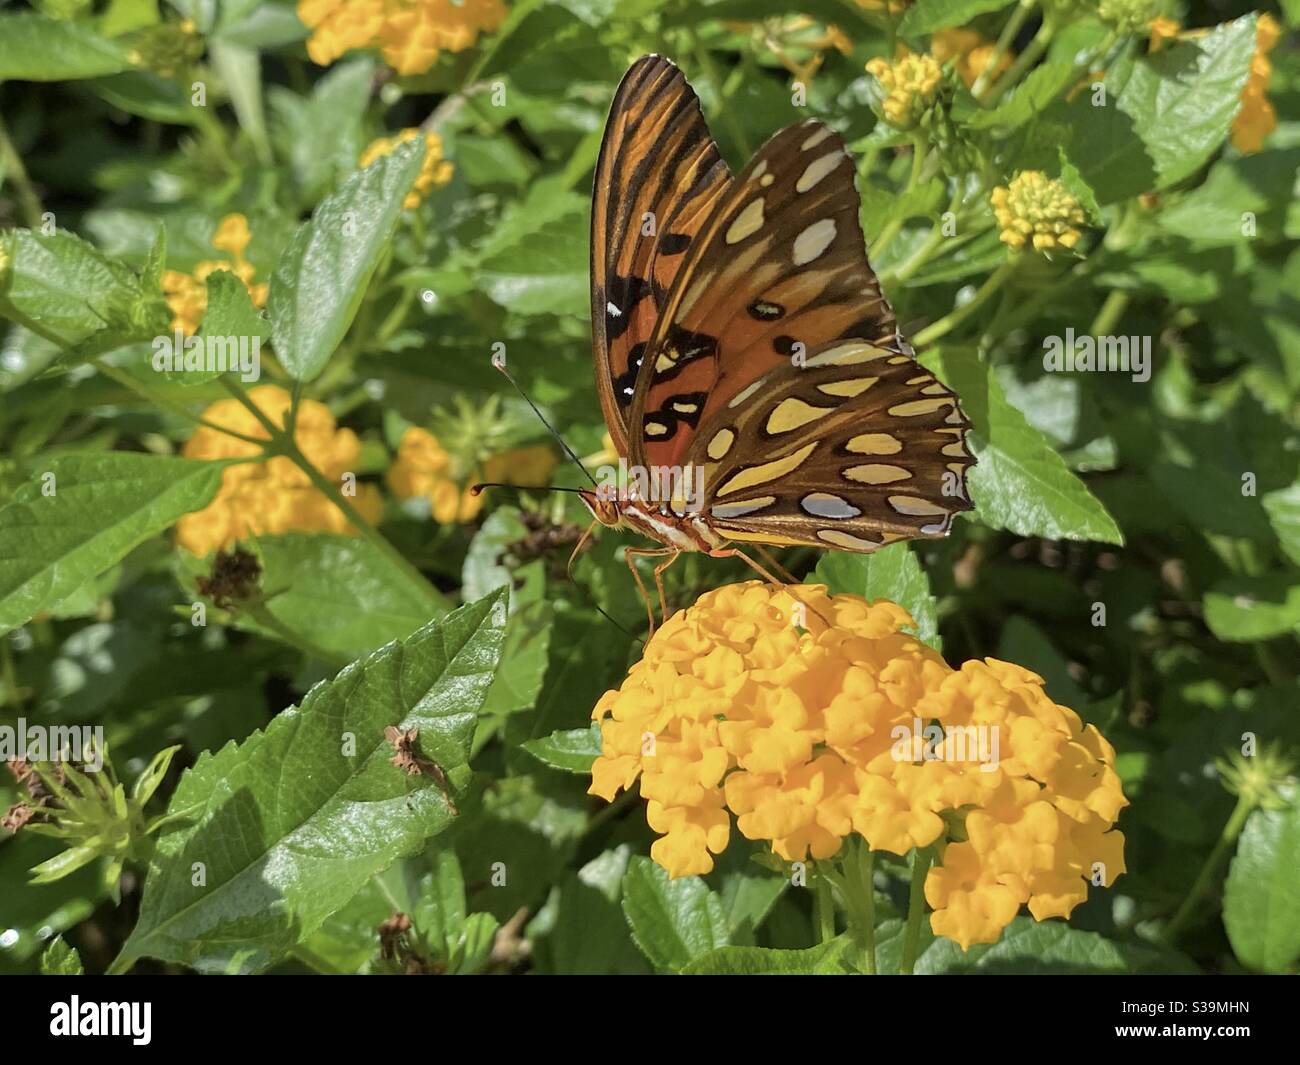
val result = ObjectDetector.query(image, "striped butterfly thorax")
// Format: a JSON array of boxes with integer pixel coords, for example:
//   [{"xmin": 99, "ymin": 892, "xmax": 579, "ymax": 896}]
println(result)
[{"xmin": 584, "ymin": 54, "xmax": 975, "ymax": 570}]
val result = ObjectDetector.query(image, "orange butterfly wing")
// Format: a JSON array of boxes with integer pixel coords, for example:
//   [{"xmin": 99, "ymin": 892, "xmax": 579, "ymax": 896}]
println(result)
[
  {"xmin": 628, "ymin": 120, "xmax": 897, "ymax": 470},
  {"xmin": 591, "ymin": 55, "xmax": 732, "ymax": 458}
]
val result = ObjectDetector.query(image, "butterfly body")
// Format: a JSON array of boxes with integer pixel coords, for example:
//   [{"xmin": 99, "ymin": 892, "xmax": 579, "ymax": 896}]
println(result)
[{"xmin": 588, "ymin": 55, "xmax": 975, "ymax": 575}]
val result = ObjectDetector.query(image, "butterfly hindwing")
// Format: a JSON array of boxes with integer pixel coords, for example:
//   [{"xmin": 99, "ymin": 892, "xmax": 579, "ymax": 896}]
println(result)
[
  {"xmin": 591, "ymin": 55, "xmax": 732, "ymax": 457},
  {"xmin": 629, "ymin": 119, "xmax": 898, "ymax": 469},
  {"xmin": 687, "ymin": 338, "xmax": 975, "ymax": 551}
]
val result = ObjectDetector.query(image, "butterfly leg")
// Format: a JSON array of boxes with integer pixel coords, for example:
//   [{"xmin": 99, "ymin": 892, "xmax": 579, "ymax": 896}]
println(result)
[
  {"xmin": 624, "ymin": 547, "xmax": 676, "ymax": 635},
  {"xmin": 650, "ymin": 549, "xmax": 682, "ymax": 623},
  {"xmin": 708, "ymin": 546, "xmax": 834, "ymax": 629},
  {"xmin": 752, "ymin": 543, "xmax": 800, "ymax": 585}
]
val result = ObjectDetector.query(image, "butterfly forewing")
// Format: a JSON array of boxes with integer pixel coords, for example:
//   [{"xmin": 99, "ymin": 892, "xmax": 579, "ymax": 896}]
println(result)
[
  {"xmin": 629, "ymin": 119, "xmax": 898, "ymax": 469},
  {"xmin": 591, "ymin": 55, "xmax": 732, "ymax": 457},
  {"xmin": 685, "ymin": 338, "xmax": 975, "ymax": 552}
]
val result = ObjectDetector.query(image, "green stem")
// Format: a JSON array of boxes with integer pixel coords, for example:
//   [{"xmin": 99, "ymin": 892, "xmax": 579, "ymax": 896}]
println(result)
[
  {"xmin": 914, "ymin": 258, "xmax": 1018, "ymax": 347},
  {"xmin": 1163, "ymin": 794, "xmax": 1254, "ymax": 945},
  {"xmin": 0, "ymin": 111, "xmax": 43, "ymax": 227},
  {"xmin": 900, "ymin": 847, "xmax": 933, "ymax": 974},
  {"xmin": 840, "ymin": 843, "xmax": 877, "ymax": 974},
  {"xmin": 972, "ymin": 0, "xmax": 1037, "ymax": 100},
  {"xmin": 871, "ymin": 139, "xmax": 930, "ymax": 259},
  {"xmin": 813, "ymin": 872, "xmax": 836, "ymax": 944},
  {"xmin": 1089, "ymin": 289, "xmax": 1130, "ymax": 338},
  {"xmin": 984, "ymin": 17, "xmax": 1055, "ymax": 104}
]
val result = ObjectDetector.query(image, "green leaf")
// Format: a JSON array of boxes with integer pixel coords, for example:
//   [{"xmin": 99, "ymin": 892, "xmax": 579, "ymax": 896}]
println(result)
[
  {"xmin": 925, "ymin": 349, "xmax": 1123, "ymax": 544},
  {"xmin": 0, "ymin": 13, "xmax": 132, "ymax": 81},
  {"xmin": 965, "ymin": 62, "xmax": 1077, "ymax": 130},
  {"xmin": 477, "ymin": 213, "xmax": 588, "ymax": 318},
  {"xmin": 1058, "ymin": 150, "xmax": 1102, "ymax": 227},
  {"xmin": 916, "ymin": 917, "xmax": 1197, "ymax": 973},
  {"xmin": 898, "ymin": 0, "xmax": 1013, "ymax": 35},
  {"xmin": 1157, "ymin": 149, "xmax": 1300, "ymax": 247},
  {"xmin": 0, "ymin": 453, "xmax": 227, "ymax": 636},
  {"xmin": 1263, "ymin": 483, "xmax": 1300, "ymax": 567},
  {"xmin": 0, "ymin": 228, "xmax": 162, "ymax": 351},
  {"xmin": 1031, "ymin": 17, "xmax": 1258, "ymax": 204},
  {"xmin": 1203, "ymin": 576, "xmax": 1300, "ymax": 642},
  {"xmin": 39, "ymin": 937, "xmax": 85, "ymax": 975},
  {"xmin": 89, "ymin": 71, "xmax": 199, "ymax": 126},
  {"xmin": 480, "ymin": 600, "xmax": 553, "ymax": 717},
  {"xmin": 267, "ymin": 58, "xmax": 375, "ymax": 205},
  {"xmin": 522, "ymin": 724, "xmax": 602, "ymax": 774},
  {"xmin": 113, "ymin": 592, "xmax": 507, "ymax": 974},
  {"xmin": 152, "ymin": 269, "xmax": 272, "ymax": 386},
  {"xmin": 813, "ymin": 543, "xmax": 940, "ymax": 649},
  {"xmin": 1224, "ymin": 787, "xmax": 1300, "ymax": 973},
  {"xmin": 621, "ymin": 856, "xmax": 730, "ymax": 972},
  {"xmin": 680, "ymin": 937, "xmax": 854, "ymax": 974},
  {"xmin": 233, "ymin": 533, "xmax": 445, "ymax": 659},
  {"xmin": 268, "ymin": 137, "xmax": 425, "ymax": 382}
]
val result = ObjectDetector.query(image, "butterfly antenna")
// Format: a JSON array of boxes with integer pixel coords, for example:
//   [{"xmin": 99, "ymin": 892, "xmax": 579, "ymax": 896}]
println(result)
[{"xmin": 492, "ymin": 359, "xmax": 598, "ymax": 488}]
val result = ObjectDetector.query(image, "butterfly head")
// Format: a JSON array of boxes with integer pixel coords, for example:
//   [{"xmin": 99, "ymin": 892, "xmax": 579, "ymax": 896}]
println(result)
[{"xmin": 578, "ymin": 489, "xmax": 622, "ymax": 528}]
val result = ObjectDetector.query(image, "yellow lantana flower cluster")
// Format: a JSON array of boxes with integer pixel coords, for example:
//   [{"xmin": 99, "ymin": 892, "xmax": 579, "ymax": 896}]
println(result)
[
  {"xmin": 930, "ymin": 28, "xmax": 1012, "ymax": 90},
  {"xmin": 297, "ymin": 0, "xmax": 507, "ymax": 76},
  {"xmin": 358, "ymin": 128, "xmax": 454, "ymax": 208},
  {"xmin": 162, "ymin": 214, "xmax": 268, "ymax": 336},
  {"xmin": 589, "ymin": 582, "xmax": 1126, "ymax": 949},
  {"xmin": 1149, "ymin": 15, "xmax": 1280, "ymax": 155},
  {"xmin": 177, "ymin": 385, "xmax": 381, "ymax": 555},
  {"xmin": 990, "ymin": 171, "xmax": 1086, "ymax": 252},
  {"xmin": 865, "ymin": 53, "xmax": 942, "ymax": 130},
  {"xmin": 387, "ymin": 426, "xmax": 556, "ymax": 524}
]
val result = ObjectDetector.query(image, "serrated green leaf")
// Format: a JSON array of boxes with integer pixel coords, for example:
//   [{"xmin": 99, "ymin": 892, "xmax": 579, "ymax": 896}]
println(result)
[
  {"xmin": 521, "ymin": 724, "xmax": 602, "ymax": 773},
  {"xmin": 0, "ymin": 453, "xmax": 227, "ymax": 635},
  {"xmin": 0, "ymin": 228, "xmax": 153, "ymax": 349},
  {"xmin": 269, "ymin": 137, "xmax": 425, "ymax": 382},
  {"xmin": 113, "ymin": 591, "xmax": 506, "ymax": 974},
  {"xmin": 0, "ymin": 13, "xmax": 132, "ymax": 81},
  {"xmin": 621, "ymin": 856, "xmax": 730, "ymax": 973},
  {"xmin": 813, "ymin": 543, "xmax": 940, "ymax": 649},
  {"xmin": 39, "ymin": 937, "xmax": 85, "ymax": 975},
  {"xmin": 680, "ymin": 937, "xmax": 854, "ymax": 974},
  {"xmin": 925, "ymin": 349, "xmax": 1123, "ymax": 544},
  {"xmin": 1030, "ymin": 17, "xmax": 1257, "ymax": 204},
  {"xmin": 915, "ymin": 916, "xmax": 1197, "ymax": 973},
  {"xmin": 1224, "ymin": 787, "xmax": 1300, "ymax": 973}
]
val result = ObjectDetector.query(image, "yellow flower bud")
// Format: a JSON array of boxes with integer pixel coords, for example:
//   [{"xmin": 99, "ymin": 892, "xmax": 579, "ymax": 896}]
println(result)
[
  {"xmin": 990, "ymin": 171, "xmax": 1087, "ymax": 253},
  {"xmin": 866, "ymin": 52, "xmax": 943, "ymax": 130}
]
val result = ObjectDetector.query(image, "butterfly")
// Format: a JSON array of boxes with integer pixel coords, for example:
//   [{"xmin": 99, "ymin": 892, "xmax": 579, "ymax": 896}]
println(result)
[{"xmin": 577, "ymin": 55, "xmax": 975, "ymax": 624}]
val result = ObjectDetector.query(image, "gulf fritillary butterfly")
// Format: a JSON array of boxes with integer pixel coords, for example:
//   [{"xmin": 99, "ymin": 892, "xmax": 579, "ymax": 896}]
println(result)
[{"xmin": 577, "ymin": 55, "xmax": 975, "ymax": 621}]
